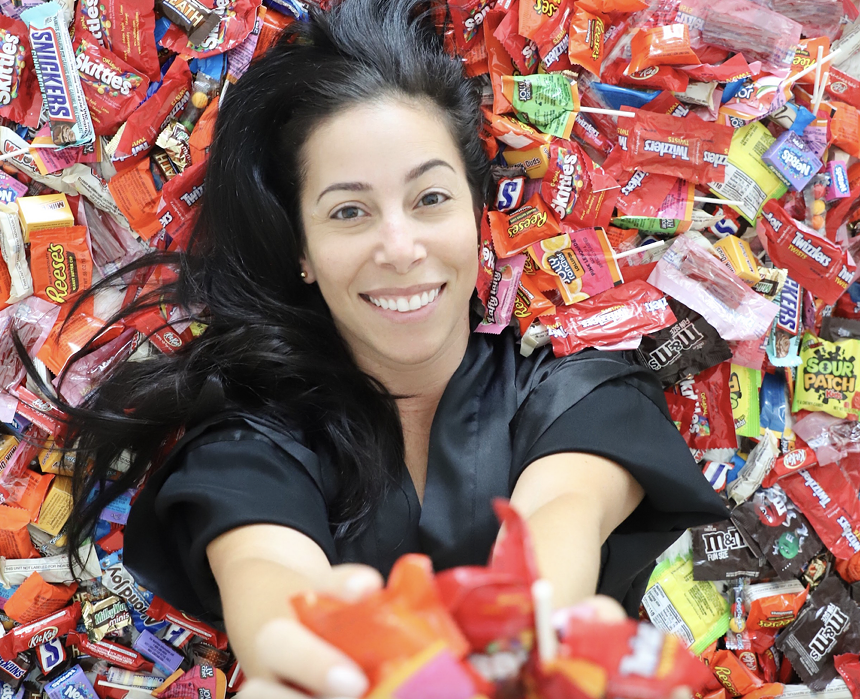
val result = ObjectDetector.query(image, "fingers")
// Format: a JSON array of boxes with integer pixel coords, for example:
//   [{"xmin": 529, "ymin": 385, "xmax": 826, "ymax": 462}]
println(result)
[
  {"xmin": 552, "ymin": 594, "xmax": 628, "ymax": 631},
  {"xmin": 256, "ymin": 618, "xmax": 369, "ymax": 698},
  {"xmin": 324, "ymin": 563, "xmax": 384, "ymax": 603}
]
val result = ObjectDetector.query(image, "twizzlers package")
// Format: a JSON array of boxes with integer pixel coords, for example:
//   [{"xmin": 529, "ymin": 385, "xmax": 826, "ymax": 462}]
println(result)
[
  {"xmin": 623, "ymin": 110, "xmax": 733, "ymax": 184},
  {"xmin": 757, "ymin": 200, "xmax": 855, "ymax": 307}
]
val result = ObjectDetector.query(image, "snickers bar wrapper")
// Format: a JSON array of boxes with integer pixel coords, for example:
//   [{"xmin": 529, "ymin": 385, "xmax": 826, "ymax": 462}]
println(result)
[{"xmin": 21, "ymin": 1, "xmax": 94, "ymax": 147}]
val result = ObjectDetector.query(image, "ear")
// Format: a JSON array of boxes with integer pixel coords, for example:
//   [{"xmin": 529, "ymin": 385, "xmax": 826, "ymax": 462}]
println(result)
[{"xmin": 299, "ymin": 259, "xmax": 316, "ymax": 284}]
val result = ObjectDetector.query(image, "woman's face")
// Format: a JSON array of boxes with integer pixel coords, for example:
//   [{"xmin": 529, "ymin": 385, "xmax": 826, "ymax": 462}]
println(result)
[{"xmin": 299, "ymin": 98, "xmax": 479, "ymax": 370}]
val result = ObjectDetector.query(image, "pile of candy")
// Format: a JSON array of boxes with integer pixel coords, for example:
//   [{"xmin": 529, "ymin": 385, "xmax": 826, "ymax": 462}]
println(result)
[{"xmin": 0, "ymin": 0, "xmax": 857, "ymax": 695}]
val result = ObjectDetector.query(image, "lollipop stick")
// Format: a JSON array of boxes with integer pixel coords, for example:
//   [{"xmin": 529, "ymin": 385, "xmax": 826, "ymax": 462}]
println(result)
[
  {"xmin": 613, "ymin": 240, "xmax": 667, "ymax": 260},
  {"xmin": 694, "ymin": 197, "xmax": 743, "ymax": 206},
  {"xmin": 532, "ymin": 579, "xmax": 558, "ymax": 664},
  {"xmin": 578, "ymin": 105, "xmax": 636, "ymax": 118},
  {"xmin": 0, "ymin": 143, "xmax": 62, "ymax": 163},
  {"xmin": 787, "ymin": 47, "xmax": 843, "ymax": 86}
]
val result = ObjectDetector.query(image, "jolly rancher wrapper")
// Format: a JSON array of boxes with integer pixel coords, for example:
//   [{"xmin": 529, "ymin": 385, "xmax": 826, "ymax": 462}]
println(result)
[{"xmin": 21, "ymin": 1, "xmax": 93, "ymax": 146}]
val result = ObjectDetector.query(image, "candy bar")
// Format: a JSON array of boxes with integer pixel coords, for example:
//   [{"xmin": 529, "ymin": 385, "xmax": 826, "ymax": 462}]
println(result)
[{"xmin": 21, "ymin": 2, "xmax": 93, "ymax": 147}]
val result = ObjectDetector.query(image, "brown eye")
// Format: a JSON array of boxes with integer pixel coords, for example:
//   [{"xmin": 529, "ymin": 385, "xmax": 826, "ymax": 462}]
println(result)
[
  {"xmin": 419, "ymin": 192, "xmax": 449, "ymax": 207},
  {"xmin": 333, "ymin": 206, "xmax": 364, "ymax": 220}
]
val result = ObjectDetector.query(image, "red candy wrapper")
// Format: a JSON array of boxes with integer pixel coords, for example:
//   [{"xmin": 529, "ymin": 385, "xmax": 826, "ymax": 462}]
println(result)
[
  {"xmin": 74, "ymin": 0, "xmax": 160, "ymax": 82},
  {"xmin": 540, "ymin": 280, "xmax": 676, "ymax": 356},
  {"xmin": 160, "ymin": 0, "xmax": 262, "ymax": 58},
  {"xmin": 65, "ymin": 631, "xmax": 153, "ymax": 671},
  {"xmin": 74, "ymin": 30, "xmax": 150, "ymax": 136},
  {"xmin": 566, "ymin": 4, "xmax": 606, "ymax": 76},
  {"xmin": 835, "ymin": 653, "xmax": 860, "ymax": 699},
  {"xmin": 448, "ymin": 0, "xmax": 494, "ymax": 55},
  {"xmin": 761, "ymin": 448, "xmax": 819, "ymax": 488},
  {"xmin": 781, "ymin": 463, "xmax": 860, "ymax": 561},
  {"xmin": 436, "ymin": 500, "xmax": 538, "ymax": 653},
  {"xmin": 623, "ymin": 110, "xmax": 732, "ymax": 185},
  {"xmin": 152, "ymin": 665, "xmax": 227, "ymax": 699},
  {"xmin": 670, "ymin": 362, "xmax": 738, "ymax": 452},
  {"xmin": 145, "ymin": 597, "xmax": 229, "ymax": 649},
  {"xmin": 0, "ymin": 14, "xmax": 42, "ymax": 128},
  {"xmin": 548, "ymin": 618, "xmax": 714, "ymax": 699},
  {"xmin": 111, "ymin": 57, "xmax": 192, "ymax": 163},
  {"xmin": 542, "ymin": 140, "xmax": 617, "ymax": 229},
  {"xmin": 757, "ymin": 199, "xmax": 855, "ymax": 306},
  {"xmin": 533, "ymin": 0, "xmax": 574, "ymax": 73},
  {"xmin": 0, "ymin": 602, "xmax": 81, "ymax": 660}
]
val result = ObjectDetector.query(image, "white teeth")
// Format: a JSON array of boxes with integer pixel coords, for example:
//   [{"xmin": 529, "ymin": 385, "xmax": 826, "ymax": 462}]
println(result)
[{"xmin": 367, "ymin": 285, "xmax": 443, "ymax": 313}]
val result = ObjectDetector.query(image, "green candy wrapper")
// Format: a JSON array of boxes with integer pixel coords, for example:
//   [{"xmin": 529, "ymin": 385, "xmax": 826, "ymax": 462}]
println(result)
[
  {"xmin": 729, "ymin": 363, "xmax": 761, "ymax": 439},
  {"xmin": 501, "ymin": 74, "xmax": 580, "ymax": 140}
]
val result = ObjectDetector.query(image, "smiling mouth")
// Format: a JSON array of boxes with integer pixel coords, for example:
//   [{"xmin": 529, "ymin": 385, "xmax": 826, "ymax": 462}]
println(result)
[{"xmin": 361, "ymin": 284, "xmax": 445, "ymax": 313}]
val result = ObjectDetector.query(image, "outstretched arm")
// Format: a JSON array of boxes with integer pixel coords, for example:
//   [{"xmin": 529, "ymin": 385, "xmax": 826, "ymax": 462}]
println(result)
[{"xmin": 508, "ymin": 451, "xmax": 645, "ymax": 608}]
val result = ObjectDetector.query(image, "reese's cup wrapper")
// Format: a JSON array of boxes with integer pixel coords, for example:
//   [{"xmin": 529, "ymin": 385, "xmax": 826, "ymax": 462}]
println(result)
[
  {"xmin": 775, "ymin": 576, "xmax": 860, "ymax": 690},
  {"xmin": 733, "ymin": 486, "xmax": 824, "ymax": 580},
  {"xmin": 744, "ymin": 579, "xmax": 808, "ymax": 631},
  {"xmin": 793, "ymin": 332, "xmax": 860, "ymax": 420},
  {"xmin": 488, "ymin": 192, "xmax": 560, "ymax": 257},
  {"xmin": 29, "ymin": 226, "xmax": 93, "ymax": 305},
  {"xmin": 637, "ymin": 298, "xmax": 733, "ymax": 387},
  {"xmin": 627, "ymin": 24, "xmax": 700, "ymax": 75},
  {"xmin": 566, "ymin": 4, "xmax": 605, "ymax": 76}
]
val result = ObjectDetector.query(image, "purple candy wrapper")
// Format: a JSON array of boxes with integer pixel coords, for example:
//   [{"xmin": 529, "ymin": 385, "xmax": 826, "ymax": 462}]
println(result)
[
  {"xmin": 762, "ymin": 130, "xmax": 823, "ymax": 192},
  {"xmin": 44, "ymin": 665, "xmax": 97, "ymax": 699},
  {"xmin": 132, "ymin": 629, "xmax": 183, "ymax": 674},
  {"xmin": 826, "ymin": 161, "xmax": 851, "ymax": 201}
]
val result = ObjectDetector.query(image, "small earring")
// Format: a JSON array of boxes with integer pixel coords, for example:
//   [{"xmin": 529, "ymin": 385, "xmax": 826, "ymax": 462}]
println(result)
[{"xmin": 300, "ymin": 271, "xmax": 308, "ymax": 279}]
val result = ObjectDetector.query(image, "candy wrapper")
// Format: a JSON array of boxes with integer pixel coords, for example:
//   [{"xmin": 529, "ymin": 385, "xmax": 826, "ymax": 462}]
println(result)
[
  {"xmin": 775, "ymin": 576, "xmax": 860, "ymax": 690},
  {"xmin": 647, "ymin": 234, "xmax": 778, "ymax": 342},
  {"xmin": 540, "ymin": 279, "xmax": 675, "ymax": 356},
  {"xmin": 623, "ymin": 110, "xmax": 732, "ymax": 185},
  {"xmin": 733, "ymin": 486, "xmax": 824, "ymax": 580},
  {"xmin": 22, "ymin": 1, "xmax": 94, "ymax": 146},
  {"xmin": 637, "ymin": 298, "xmax": 733, "ymax": 387},
  {"xmin": 627, "ymin": 24, "xmax": 700, "ymax": 75},
  {"xmin": 527, "ymin": 227, "xmax": 622, "ymax": 305},
  {"xmin": 0, "ymin": 14, "xmax": 42, "ymax": 128},
  {"xmin": 501, "ymin": 74, "xmax": 580, "ymax": 140},
  {"xmin": 794, "ymin": 333, "xmax": 860, "ymax": 420},
  {"xmin": 642, "ymin": 551, "xmax": 730, "ymax": 655},
  {"xmin": 691, "ymin": 521, "xmax": 770, "ymax": 581}
]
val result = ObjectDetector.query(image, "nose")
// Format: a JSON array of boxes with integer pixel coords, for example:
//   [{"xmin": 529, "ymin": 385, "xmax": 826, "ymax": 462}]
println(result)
[{"xmin": 373, "ymin": 212, "xmax": 426, "ymax": 274}]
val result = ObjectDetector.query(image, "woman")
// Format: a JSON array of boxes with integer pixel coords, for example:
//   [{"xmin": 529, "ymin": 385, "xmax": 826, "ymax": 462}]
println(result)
[{"xmin": 52, "ymin": 0, "xmax": 729, "ymax": 695}]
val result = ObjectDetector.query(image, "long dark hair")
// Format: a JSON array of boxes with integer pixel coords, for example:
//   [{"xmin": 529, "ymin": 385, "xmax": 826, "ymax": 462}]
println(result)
[{"xmin": 17, "ymin": 0, "xmax": 490, "ymax": 561}]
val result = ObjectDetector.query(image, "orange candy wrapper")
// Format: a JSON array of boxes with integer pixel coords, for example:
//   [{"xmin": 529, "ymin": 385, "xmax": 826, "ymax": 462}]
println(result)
[
  {"xmin": 4, "ymin": 571, "xmax": 76, "ymax": 624},
  {"xmin": 0, "ymin": 503, "xmax": 39, "ymax": 559},
  {"xmin": 745, "ymin": 584, "xmax": 808, "ymax": 631},
  {"xmin": 527, "ymin": 227, "xmax": 623, "ymax": 305},
  {"xmin": 567, "ymin": 4, "xmax": 607, "ymax": 77},
  {"xmin": 293, "ymin": 499, "xmax": 710, "ymax": 698},
  {"xmin": 29, "ymin": 226, "xmax": 93, "ymax": 306},
  {"xmin": 488, "ymin": 193, "xmax": 561, "ymax": 258},
  {"xmin": 627, "ymin": 24, "xmax": 700, "ymax": 75}
]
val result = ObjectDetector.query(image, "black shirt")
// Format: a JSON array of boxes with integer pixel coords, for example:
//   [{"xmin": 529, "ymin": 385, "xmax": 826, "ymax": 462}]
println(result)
[{"xmin": 124, "ymin": 326, "xmax": 729, "ymax": 623}]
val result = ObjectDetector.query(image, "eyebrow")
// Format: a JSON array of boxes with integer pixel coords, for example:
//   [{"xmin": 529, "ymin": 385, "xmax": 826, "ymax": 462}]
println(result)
[{"xmin": 315, "ymin": 159, "xmax": 455, "ymax": 203}]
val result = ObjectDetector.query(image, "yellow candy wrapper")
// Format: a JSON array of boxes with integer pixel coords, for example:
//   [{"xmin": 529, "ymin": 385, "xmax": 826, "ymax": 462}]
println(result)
[{"xmin": 792, "ymin": 332, "xmax": 860, "ymax": 419}]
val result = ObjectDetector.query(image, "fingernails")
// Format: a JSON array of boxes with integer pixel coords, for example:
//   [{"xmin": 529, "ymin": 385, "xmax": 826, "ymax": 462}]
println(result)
[
  {"xmin": 326, "ymin": 665, "xmax": 368, "ymax": 697},
  {"xmin": 342, "ymin": 573, "xmax": 377, "ymax": 602}
]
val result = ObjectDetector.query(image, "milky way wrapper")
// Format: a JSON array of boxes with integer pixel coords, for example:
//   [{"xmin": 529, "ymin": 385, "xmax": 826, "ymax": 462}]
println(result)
[
  {"xmin": 775, "ymin": 576, "xmax": 860, "ymax": 690},
  {"xmin": 21, "ymin": 2, "xmax": 94, "ymax": 147},
  {"xmin": 793, "ymin": 332, "xmax": 860, "ymax": 420}
]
